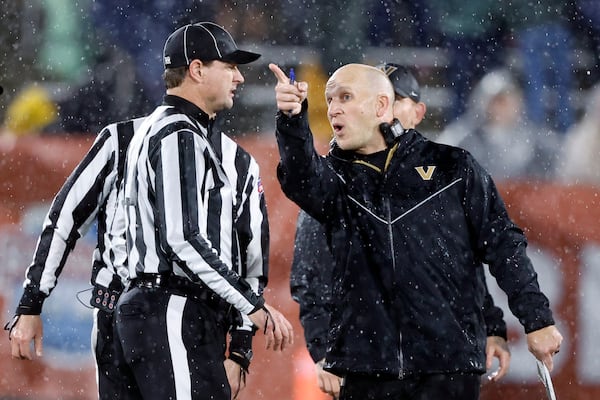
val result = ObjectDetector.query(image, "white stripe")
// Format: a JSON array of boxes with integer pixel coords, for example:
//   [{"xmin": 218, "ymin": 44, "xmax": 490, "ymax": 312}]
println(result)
[
  {"xmin": 91, "ymin": 308, "xmax": 100, "ymax": 397},
  {"xmin": 390, "ymin": 178, "xmax": 463, "ymax": 224},
  {"xmin": 345, "ymin": 178, "xmax": 463, "ymax": 224},
  {"xmin": 167, "ymin": 295, "xmax": 191, "ymax": 400},
  {"xmin": 183, "ymin": 26, "xmax": 190, "ymax": 65}
]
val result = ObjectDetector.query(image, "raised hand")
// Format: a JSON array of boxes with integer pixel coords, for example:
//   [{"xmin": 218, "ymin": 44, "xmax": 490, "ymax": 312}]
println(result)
[{"xmin": 268, "ymin": 63, "xmax": 308, "ymax": 116}]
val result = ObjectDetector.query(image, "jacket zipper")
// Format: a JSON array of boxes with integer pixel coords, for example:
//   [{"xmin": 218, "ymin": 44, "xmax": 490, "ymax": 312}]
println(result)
[{"xmin": 384, "ymin": 186, "xmax": 403, "ymax": 378}]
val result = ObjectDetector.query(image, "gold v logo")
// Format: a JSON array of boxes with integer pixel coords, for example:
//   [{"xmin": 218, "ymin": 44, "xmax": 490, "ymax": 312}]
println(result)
[{"xmin": 415, "ymin": 166, "xmax": 436, "ymax": 180}]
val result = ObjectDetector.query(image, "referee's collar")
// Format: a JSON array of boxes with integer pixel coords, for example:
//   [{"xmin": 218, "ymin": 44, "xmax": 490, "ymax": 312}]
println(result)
[{"xmin": 163, "ymin": 95, "xmax": 212, "ymax": 127}]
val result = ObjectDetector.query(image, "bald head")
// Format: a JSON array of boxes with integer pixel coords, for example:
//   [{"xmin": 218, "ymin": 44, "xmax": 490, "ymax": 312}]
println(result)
[
  {"xmin": 324, "ymin": 64, "xmax": 395, "ymax": 154},
  {"xmin": 327, "ymin": 64, "xmax": 395, "ymax": 106}
]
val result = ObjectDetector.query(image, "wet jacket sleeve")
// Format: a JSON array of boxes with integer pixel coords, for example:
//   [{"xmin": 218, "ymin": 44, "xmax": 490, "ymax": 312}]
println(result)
[
  {"xmin": 463, "ymin": 155, "xmax": 554, "ymax": 333},
  {"xmin": 482, "ymin": 287, "xmax": 507, "ymax": 339},
  {"xmin": 275, "ymin": 102, "xmax": 335, "ymax": 223},
  {"xmin": 290, "ymin": 210, "xmax": 334, "ymax": 362}
]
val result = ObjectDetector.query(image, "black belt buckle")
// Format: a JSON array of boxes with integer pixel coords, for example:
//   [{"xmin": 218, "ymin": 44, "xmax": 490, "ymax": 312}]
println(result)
[{"xmin": 134, "ymin": 273, "xmax": 167, "ymax": 289}]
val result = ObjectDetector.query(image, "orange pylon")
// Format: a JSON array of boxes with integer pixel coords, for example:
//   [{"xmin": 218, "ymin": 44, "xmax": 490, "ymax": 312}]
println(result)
[{"xmin": 291, "ymin": 347, "xmax": 331, "ymax": 400}]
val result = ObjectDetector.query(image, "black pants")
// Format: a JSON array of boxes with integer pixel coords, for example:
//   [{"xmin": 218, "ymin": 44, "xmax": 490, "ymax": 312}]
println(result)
[
  {"xmin": 93, "ymin": 308, "xmax": 126, "ymax": 399},
  {"xmin": 340, "ymin": 372, "xmax": 481, "ymax": 400},
  {"xmin": 113, "ymin": 286, "xmax": 230, "ymax": 400}
]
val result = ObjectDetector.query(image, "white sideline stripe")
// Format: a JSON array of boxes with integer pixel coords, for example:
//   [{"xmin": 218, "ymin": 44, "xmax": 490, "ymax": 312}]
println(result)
[{"xmin": 167, "ymin": 295, "xmax": 191, "ymax": 400}]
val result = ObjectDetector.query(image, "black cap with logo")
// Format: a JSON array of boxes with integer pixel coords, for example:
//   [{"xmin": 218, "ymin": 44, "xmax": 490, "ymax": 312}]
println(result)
[
  {"xmin": 377, "ymin": 63, "xmax": 421, "ymax": 103},
  {"xmin": 163, "ymin": 22, "xmax": 261, "ymax": 69}
]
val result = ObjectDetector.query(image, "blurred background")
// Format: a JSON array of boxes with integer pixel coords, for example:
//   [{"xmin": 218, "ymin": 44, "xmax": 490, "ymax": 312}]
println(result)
[{"xmin": 1, "ymin": 0, "xmax": 600, "ymax": 399}]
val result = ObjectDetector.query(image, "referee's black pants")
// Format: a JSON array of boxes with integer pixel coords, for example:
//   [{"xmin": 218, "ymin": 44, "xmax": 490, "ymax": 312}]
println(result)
[
  {"xmin": 113, "ymin": 285, "xmax": 231, "ymax": 400},
  {"xmin": 93, "ymin": 308, "xmax": 130, "ymax": 399},
  {"xmin": 340, "ymin": 372, "xmax": 481, "ymax": 400}
]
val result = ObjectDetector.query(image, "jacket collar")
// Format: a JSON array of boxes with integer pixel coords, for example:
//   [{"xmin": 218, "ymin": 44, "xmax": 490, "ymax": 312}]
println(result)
[
  {"xmin": 329, "ymin": 129, "xmax": 421, "ymax": 161},
  {"xmin": 163, "ymin": 94, "xmax": 212, "ymax": 128}
]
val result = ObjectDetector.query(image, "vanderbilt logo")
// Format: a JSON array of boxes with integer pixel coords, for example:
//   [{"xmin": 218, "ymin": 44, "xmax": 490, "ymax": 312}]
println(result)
[{"xmin": 415, "ymin": 166, "xmax": 436, "ymax": 180}]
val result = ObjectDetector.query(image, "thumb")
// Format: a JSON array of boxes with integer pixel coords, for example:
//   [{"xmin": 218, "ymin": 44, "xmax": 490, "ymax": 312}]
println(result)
[
  {"xmin": 485, "ymin": 349, "xmax": 494, "ymax": 370},
  {"xmin": 543, "ymin": 354, "xmax": 554, "ymax": 372},
  {"xmin": 268, "ymin": 63, "xmax": 289, "ymax": 84}
]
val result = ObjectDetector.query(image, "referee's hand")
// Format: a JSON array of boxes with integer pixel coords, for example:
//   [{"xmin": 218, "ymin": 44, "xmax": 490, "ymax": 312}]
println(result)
[
  {"xmin": 9, "ymin": 315, "xmax": 43, "ymax": 360},
  {"xmin": 249, "ymin": 303, "xmax": 294, "ymax": 351}
]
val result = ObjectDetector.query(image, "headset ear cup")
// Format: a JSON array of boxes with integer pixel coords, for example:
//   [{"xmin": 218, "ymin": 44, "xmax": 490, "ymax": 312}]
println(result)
[
  {"xmin": 390, "ymin": 118, "xmax": 404, "ymax": 138},
  {"xmin": 379, "ymin": 119, "xmax": 404, "ymax": 146}
]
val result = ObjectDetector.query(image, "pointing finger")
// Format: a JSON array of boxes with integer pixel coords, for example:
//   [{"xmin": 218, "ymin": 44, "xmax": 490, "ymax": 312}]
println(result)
[{"xmin": 268, "ymin": 63, "xmax": 289, "ymax": 84}]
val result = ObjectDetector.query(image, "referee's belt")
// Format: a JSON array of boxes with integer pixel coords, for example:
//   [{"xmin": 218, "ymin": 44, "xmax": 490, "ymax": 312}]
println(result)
[{"xmin": 131, "ymin": 273, "xmax": 234, "ymax": 316}]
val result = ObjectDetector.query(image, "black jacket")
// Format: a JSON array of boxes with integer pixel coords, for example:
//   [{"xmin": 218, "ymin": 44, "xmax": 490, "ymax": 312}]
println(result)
[
  {"xmin": 276, "ymin": 107, "xmax": 554, "ymax": 378},
  {"xmin": 290, "ymin": 210, "xmax": 507, "ymax": 364}
]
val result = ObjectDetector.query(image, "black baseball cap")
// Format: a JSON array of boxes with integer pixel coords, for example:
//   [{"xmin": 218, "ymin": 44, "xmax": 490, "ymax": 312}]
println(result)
[
  {"xmin": 377, "ymin": 63, "xmax": 421, "ymax": 103},
  {"xmin": 163, "ymin": 22, "xmax": 261, "ymax": 69}
]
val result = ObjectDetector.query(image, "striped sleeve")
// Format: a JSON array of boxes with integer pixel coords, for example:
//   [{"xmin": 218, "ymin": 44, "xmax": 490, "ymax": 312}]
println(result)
[
  {"xmin": 16, "ymin": 127, "xmax": 117, "ymax": 314},
  {"xmin": 221, "ymin": 136, "xmax": 269, "ymax": 330}
]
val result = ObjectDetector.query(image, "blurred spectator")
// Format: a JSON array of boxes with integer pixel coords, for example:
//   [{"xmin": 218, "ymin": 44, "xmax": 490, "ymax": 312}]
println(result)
[
  {"xmin": 0, "ymin": 2, "xmax": 36, "ymax": 124},
  {"xmin": 367, "ymin": 1, "xmax": 439, "ymax": 48},
  {"xmin": 436, "ymin": 69, "xmax": 562, "ymax": 182},
  {"xmin": 3, "ymin": 1, "xmax": 219, "ymax": 135},
  {"xmin": 217, "ymin": 0, "xmax": 280, "ymax": 42},
  {"xmin": 573, "ymin": 0, "xmax": 600, "ymax": 85},
  {"xmin": 427, "ymin": 0, "xmax": 508, "ymax": 123},
  {"xmin": 3, "ymin": 85, "xmax": 58, "ymax": 136},
  {"xmin": 44, "ymin": 44, "xmax": 151, "ymax": 134},
  {"xmin": 280, "ymin": 0, "xmax": 370, "ymax": 74},
  {"xmin": 1, "ymin": 0, "xmax": 91, "ymax": 135},
  {"xmin": 558, "ymin": 83, "xmax": 600, "ymax": 186},
  {"xmin": 505, "ymin": 0, "xmax": 576, "ymax": 133},
  {"xmin": 91, "ymin": 0, "xmax": 217, "ymax": 110},
  {"xmin": 2, "ymin": 43, "xmax": 149, "ymax": 135},
  {"xmin": 37, "ymin": 0, "xmax": 92, "ymax": 82}
]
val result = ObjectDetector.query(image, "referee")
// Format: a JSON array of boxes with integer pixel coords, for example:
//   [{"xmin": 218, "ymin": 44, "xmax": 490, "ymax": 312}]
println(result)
[
  {"xmin": 115, "ymin": 22, "xmax": 293, "ymax": 400},
  {"xmin": 5, "ymin": 117, "xmax": 144, "ymax": 398}
]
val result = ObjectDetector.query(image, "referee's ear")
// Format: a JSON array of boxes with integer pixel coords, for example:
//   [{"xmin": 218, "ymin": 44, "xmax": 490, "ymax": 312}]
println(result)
[{"xmin": 188, "ymin": 59, "xmax": 204, "ymax": 83}]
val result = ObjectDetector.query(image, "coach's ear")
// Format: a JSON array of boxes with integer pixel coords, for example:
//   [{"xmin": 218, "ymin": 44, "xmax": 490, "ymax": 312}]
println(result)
[
  {"xmin": 415, "ymin": 101, "xmax": 427, "ymax": 125},
  {"xmin": 375, "ymin": 93, "xmax": 392, "ymax": 119}
]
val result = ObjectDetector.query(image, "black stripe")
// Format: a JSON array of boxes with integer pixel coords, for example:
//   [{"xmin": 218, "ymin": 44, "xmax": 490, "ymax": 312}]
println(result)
[{"xmin": 116, "ymin": 120, "xmax": 136, "ymax": 186}]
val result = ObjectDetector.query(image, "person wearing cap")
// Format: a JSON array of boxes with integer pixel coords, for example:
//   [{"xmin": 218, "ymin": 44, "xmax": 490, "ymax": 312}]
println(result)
[
  {"xmin": 289, "ymin": 63, "xmax": 511, "ymax": 399},
  {"xmin": 113, "ymin": 22, "xmax": 293, "ymax": 400},
  {"xmin": 270, "ymin": 62, "xmax": 562, "ymax": 399}
]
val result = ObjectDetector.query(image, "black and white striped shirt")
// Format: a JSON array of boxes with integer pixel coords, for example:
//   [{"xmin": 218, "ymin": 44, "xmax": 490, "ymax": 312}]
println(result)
[
  {"xmin": 124, "ymin": 95, "xmax": 268, "ymax": 318},
  {"xmin": 16, "ymin": 118, "xmax": 145, "ymax": 315}
]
